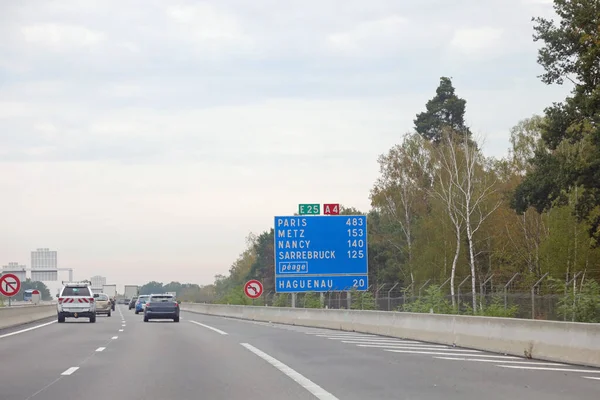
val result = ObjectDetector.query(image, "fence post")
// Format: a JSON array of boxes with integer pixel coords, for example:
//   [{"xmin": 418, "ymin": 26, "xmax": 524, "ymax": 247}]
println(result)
[
  {"xmin": 402, "ymin": 282, "xmax": 414, "ymax": 311},
  {"xmin": 564, "ymin": 272, "xmax": 582, "ymax": 321},
  {"xmin": 531, "ymin": 272, "xmax": 549, "ymax": 319},
  {"xmin": 418, "ymin": 279, "xmax": 431, "ymax": 298},
  {"xmin": 458, "ymin": 275, "xmax": 470, "ymax": 311},
  {"xmin": 387, "ymin": 282, "xmax": 399, "ymax": 311},
  {"xmin": 504, "ymin": 273, "xmax": 519, "ymax": 310},
  {"xmin": 373, "ymin": 284, "xmax": 384, "ymax": 311},
  {"xmin": 479, "ymin": 274, "xmax": 494, "ymax": 312}
]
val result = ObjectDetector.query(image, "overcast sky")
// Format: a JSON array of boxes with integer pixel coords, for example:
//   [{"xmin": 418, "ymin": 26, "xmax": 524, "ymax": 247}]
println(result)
[{"xmin": 0, "ymin": 0, "xmax": 570, "ymax": 290}]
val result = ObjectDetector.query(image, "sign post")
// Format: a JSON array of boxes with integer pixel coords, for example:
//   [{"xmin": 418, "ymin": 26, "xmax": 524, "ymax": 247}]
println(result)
[
  {"xmin": 274, "ymin": 215, "xmax": 368, "ymax": 293},
  {"xmin": 244, "ymin": 279, "xmax": 264, "ymax": 299},
  {"xmin": 0, "ymin": 273, "xmax": 22, "ymax": 307}
]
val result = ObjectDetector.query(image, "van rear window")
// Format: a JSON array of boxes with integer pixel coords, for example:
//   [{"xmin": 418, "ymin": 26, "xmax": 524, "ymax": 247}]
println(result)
[{"xmin": 62, "ymin": 287, "xmax": 91, "ymax": 296}]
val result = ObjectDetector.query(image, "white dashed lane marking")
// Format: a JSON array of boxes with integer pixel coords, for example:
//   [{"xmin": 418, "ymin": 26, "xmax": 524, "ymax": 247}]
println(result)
[
  {"xmin": 189, "ymin": 320, "xmax": 228, "ymax": 335},
  {"xmin": 96, "ymin": 347, "xmax": 106, "ymax": 352},
  {"xmin": 61, "ymin": 367, "xmax": 79, "ymax": 376}
]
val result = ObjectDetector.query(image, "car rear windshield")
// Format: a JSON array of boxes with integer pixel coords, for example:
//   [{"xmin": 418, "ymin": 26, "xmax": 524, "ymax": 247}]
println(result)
[
  {"xmin": 97, "ymin": 294, "xmax": 108, "ymax": 301},
  {"xmin": 138, "ymin": 296, "xmax": 149, "ymax": 301},
  {"xmin": 150, "ymin": 296, "xmax": 174, "ymax": 302},
  {"xmin": 62, "ymin": 287, "xmax": 91, "ymax": 296}
]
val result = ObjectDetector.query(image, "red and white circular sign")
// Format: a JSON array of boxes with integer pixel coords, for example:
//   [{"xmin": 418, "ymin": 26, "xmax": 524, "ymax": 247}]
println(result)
[
  {"xmin": 244, "ymin": 280, "xmax": 263, "ymax": 299},
  {"xmin": 0, "ymin": 273, "xmax": 21, "ymax": 297}
]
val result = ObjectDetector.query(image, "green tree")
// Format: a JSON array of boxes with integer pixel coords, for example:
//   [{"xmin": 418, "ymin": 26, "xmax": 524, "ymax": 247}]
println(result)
[
  {"xmin": 414, "ymin": 77, "xmax": 471, "ymax": 143},
  {"xmin": 9, "ymin": 279, "xmax": 52, "ymax": 301},
  {"xmin": 371, "ymin": 133, "xmax": 432, "ymax": 287},
  {"xmin": 513, "ymin": 0, "xmax": 600, "ymax": 245},
  {"xmin": 139, "ymin": 281, "xmax": 164, "ymax": 295}
]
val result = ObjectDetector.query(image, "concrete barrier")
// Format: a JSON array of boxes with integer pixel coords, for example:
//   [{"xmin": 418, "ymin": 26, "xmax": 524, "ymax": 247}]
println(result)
[
  {"xmin": 181, "ymin": 303, "xmax": 600, "ymax": 368},
  {"xmin": 0, "ymin": 304, "xmax": 56, "ymax": 330}
]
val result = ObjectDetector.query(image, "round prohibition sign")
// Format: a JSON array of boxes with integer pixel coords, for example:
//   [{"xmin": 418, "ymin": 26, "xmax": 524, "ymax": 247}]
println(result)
[
  {"xmin": 0, "ymin": 273, "xmax": 22, "ymax": 297},
  {"xmin": 244, "ymin": 279, "xmax": 264, "ymax": 299}
]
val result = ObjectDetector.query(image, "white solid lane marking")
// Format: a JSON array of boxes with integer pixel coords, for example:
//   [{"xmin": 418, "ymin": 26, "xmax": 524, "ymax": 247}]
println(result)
[
  {"xmin": 119, "ymin": 329, "xmax": 124, "ymax": 332},
  {"xmin": 112, "ymin": 336, "xmax": 118, "ymax": 339},
  {"xmin": 0, "ymin": 320, "xmax": 57, "ymax": 339},
  {"xmin": 498, "ymin": 366, "xmax": 600, "ymax": 373},
  {"xmin": 357, "ymin": 344, "xmax": 480, "ymax": 352},
  {"xmin": 316, "ymin": 334, "xmax": 377, "ymax": 339},
  {"xmin": 385, "ymin": 349, "xmax": 520, "ymax": 359},
  {"xmin": 341, "ymin": 340, "xmax": 449, "ymax": 347},
  {"xmin": 324, "ymin": 335, "xmax": 423, "ymax": 343},
  {"xmin": 435, "ymin": 357, "xmax": 566, "ymax": 365},
  {"xmin": 96, "ymin": 347, "xmax": 106, "ymax": 352},
  {"xmin": 241, "ymin": 343, "xmax": 338, "ymax": 400},
  {"xmin": 189, "ymin": 320, "xmax": 228, "ymax": 335},
  {"xmin": 61, "ymin": 367, "xmax": 79, "ymax": 376},
  {"xmin": 314, "ymin": 333, "xmax": 376, "ymax": 336},
  {"xmin": 583, "ymin": 376, "xmax": 600, "ymax": 381}
]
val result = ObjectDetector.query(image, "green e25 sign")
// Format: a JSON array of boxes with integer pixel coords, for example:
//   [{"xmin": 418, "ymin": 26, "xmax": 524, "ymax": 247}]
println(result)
[{"xmin": 298, "ymin": 204, "xmax": 320, "ymax": 215}]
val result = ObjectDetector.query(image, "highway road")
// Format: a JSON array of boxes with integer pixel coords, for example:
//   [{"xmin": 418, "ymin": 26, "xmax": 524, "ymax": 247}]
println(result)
[{"xmin": 1, "ymin": 305, "xmax": 599, "ymax": 400}]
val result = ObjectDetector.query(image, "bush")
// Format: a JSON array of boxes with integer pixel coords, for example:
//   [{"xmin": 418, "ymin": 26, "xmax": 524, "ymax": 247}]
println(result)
[
  {"xmin": 302, "ymin": 292, "xmax": 323, "ymax": 308},
  {"xmin": 557, "ymin": 279, "xmax": 600, "ymax": 323},
  {"xmin": 402, "ymin": 285, "xmax": 453, "ymax": 314},
  {"xmin": 350, "ymin": 289, "xmax": 377, "ymax": 310}
]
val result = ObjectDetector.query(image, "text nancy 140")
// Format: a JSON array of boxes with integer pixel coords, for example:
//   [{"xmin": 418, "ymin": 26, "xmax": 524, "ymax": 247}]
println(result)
[{"xmin": 273, "ymin": 215, "xmax": 368, "ymax": 293}]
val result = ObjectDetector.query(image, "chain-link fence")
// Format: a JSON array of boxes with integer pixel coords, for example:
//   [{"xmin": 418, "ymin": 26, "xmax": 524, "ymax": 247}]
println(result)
[{"xmin": 241, "ymin": 274, "xmax": 600, "ymax": 322}]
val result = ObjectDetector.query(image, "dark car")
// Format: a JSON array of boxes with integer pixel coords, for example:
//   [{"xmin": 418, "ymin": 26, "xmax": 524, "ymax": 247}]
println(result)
[
  {"xmin": 128, "ymin": 296, "xmax": 138, "ymax": 310},
  {"xmin": 143, "ymin": 294, "xmax": 180, "ymax": 322}
]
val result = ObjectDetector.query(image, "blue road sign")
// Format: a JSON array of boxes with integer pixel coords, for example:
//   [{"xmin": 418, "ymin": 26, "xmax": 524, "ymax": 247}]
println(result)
[
  {"xmin": 276, "ymin": 275, "xmax": 368, "ymax": 293},
  {"xmin": 274, "ymin": 215, "xmax": 368, "ymax": 292}
]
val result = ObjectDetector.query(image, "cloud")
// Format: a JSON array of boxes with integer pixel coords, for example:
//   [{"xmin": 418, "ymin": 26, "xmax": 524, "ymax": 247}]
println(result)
[
  {"xmin": 326, "ymin": 16, "xmax": 410, "ymax": 55},
  {"xmin": 0, "ymin": 0, "xmax": 568, "ymax": 285},
  {"xmin": 20, "ymin": 23, "xmax": 106, "ymax": 49},
  {"xmin": 449, "ymin": 27, "xmax": 504, "ymax": 55},
  {"xmin": 165, "ymin": 3, "xmax": 256, "ymax": 56}
]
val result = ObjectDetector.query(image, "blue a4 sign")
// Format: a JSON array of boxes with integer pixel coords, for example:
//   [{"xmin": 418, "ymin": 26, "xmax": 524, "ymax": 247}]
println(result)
[{"xmin": 274, "ymin": 215, "xmax": 368, "ymax": 292}]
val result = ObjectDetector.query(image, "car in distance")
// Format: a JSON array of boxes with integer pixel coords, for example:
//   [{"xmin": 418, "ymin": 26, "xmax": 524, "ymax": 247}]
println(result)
[
  {"xmin": 94, "ymin": 293, "xmax": 112, "ymax": 317},
  {"xmin": 57, "ymin": 281, "xmax": 97, "ymax": 323},
  {"xmin": 134, "ymin": 295, "xmax": 150, "ymax": 314},
  {"xmin": 143, "ymin": 294, "xmax": 180, "ymax": 322},
  {"xmin": 128, "ymin": 296, "xmax": 138, "ymax": 310}
]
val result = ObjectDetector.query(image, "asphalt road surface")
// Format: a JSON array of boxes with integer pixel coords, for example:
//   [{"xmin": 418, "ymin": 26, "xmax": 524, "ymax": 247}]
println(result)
[{"xmin": 1, "ymin": 305, "xmax": 599, "ymax": 400}]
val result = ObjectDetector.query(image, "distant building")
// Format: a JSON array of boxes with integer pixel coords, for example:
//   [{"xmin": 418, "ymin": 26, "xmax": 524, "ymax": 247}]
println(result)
[
  {"xmin": 1, "ymin": 262, "xmax": 27, "ymax": 282},
  {"xmin": 90, "ymin": 275, "xmax": 107, "ymax": 289},
  {"xmin": 31, "ymin": 248, "xmax": 58, "ymax": 281}
]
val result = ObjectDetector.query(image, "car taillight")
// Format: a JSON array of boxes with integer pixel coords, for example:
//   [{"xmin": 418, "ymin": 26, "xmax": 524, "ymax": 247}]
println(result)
[
  {"xmin": 175, "ymin": 302, "xmax": 179, "ymax": 307},
  {"xmin": 89, "ymin": 297, "xmax": 94, "ymax": 303},
  {"xmin": 58, "ymin": 298, "xmax": 64, "ymax": 304}
]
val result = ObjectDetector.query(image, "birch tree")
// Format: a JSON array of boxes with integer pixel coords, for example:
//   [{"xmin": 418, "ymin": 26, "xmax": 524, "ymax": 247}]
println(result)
[{"xmin": 433, "ymin": 129, "xmax": 501, "ymax": 312}]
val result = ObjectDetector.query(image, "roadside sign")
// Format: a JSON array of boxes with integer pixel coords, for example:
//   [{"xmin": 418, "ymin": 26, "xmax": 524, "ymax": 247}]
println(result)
[
  {"xmin": 274, "ymin": 215, "xmax": 368, "ymax": 292},
  {"xmin": 298, "ymin": 204, "xmax": 320, "ymax": 215},
  {"xmin": 0, "ymin": 273, "xmax": 21, "ymax": 297},
  {"xmin": 244, "ymin": 280, "xmax": 264, "ymax": 299},
  {"xmin": 323, "ymin": 204, "xmax": 340, "ymax": 215}
]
